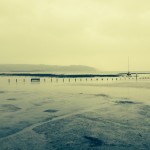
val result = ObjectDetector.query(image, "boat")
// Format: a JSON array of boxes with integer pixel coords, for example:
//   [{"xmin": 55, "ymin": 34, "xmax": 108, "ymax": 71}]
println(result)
[
  {"xmin": 31, "ymin": 78, "xmax": 40, "ymax": 82},
  {"xmin": 127, "ymin": 72, "xmax": 132, "ymax": 76}
]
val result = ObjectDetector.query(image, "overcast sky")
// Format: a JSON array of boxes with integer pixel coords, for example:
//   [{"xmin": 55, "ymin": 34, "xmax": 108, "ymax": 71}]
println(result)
[{"xmin": 0, "ymin": 0, "xmax": 150, "ymax": 71}]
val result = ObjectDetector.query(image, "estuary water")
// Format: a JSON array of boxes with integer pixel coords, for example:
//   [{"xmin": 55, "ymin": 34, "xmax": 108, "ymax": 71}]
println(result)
[{"xmin": 0, "ymin": 75, "xmax": 150, "ymax": 150}]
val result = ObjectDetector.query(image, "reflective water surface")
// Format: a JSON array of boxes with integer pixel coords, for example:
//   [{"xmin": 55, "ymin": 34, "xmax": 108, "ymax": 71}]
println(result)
[{"xmin": 0, "ymin": 76, "xmax": 150, "ymax": 150}]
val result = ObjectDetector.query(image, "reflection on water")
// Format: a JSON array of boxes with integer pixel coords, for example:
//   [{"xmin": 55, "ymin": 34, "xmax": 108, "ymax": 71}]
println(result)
[{"xmin": 0, "ymin": 75, "xmax": 150, "ymax": 150}]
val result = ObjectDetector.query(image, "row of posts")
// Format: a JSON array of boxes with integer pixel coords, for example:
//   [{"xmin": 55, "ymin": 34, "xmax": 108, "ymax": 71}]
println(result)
[{"xmin": 8, "ymin": 77, "xmax": 150, "ymax": 83}]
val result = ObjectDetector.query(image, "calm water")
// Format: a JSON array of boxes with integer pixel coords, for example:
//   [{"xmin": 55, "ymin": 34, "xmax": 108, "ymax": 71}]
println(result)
[{"xmin": 0, "ymin": 75, "xmax": 150, "ymax": 150}]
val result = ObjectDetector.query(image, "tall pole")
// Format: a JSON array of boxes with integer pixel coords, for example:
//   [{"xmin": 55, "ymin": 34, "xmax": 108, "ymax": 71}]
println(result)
[{"xmin": 128, "ymin": 56, "xmax": 129, "ymax": 73}]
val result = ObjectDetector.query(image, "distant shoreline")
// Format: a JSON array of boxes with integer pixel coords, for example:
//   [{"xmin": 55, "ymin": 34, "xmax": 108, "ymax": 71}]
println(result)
[
  {"xmin": 0, "ymin": 72, "xmax": 150, "ymax": 78},
  {"xmin": 0, "ymin": 73, "xmax": 121, "ymax": 78},
  {"xmin": 0, "ymin": 73, "xmax": 122, "ymax": 78}
]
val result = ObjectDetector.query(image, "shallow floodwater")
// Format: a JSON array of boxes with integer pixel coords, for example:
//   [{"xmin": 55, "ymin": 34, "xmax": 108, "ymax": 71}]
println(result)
[{"xmin": 0, "ymin": 76, "xmax": 150, "ymax": 150}]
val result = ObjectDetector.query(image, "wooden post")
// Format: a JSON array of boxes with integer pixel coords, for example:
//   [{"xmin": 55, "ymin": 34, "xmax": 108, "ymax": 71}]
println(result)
[{"xmin": 136, "ymin": 74, "xmax": 138, "ymax": 80}]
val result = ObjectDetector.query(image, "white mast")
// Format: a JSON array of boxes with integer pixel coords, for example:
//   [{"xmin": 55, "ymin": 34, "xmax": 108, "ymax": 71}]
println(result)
[
  {"xmin": 128, "ymin": 56, "xmax": 129, "ymax": 73},
  {"xmin": 127, "ymin": 56, "xmax": 131, "ymax": 76}
]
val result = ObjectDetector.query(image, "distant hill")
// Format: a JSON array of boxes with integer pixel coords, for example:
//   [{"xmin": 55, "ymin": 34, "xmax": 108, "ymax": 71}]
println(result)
[{"xmin": 0, "ymin": 64, "xmax": 98, "ymax": 73}]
